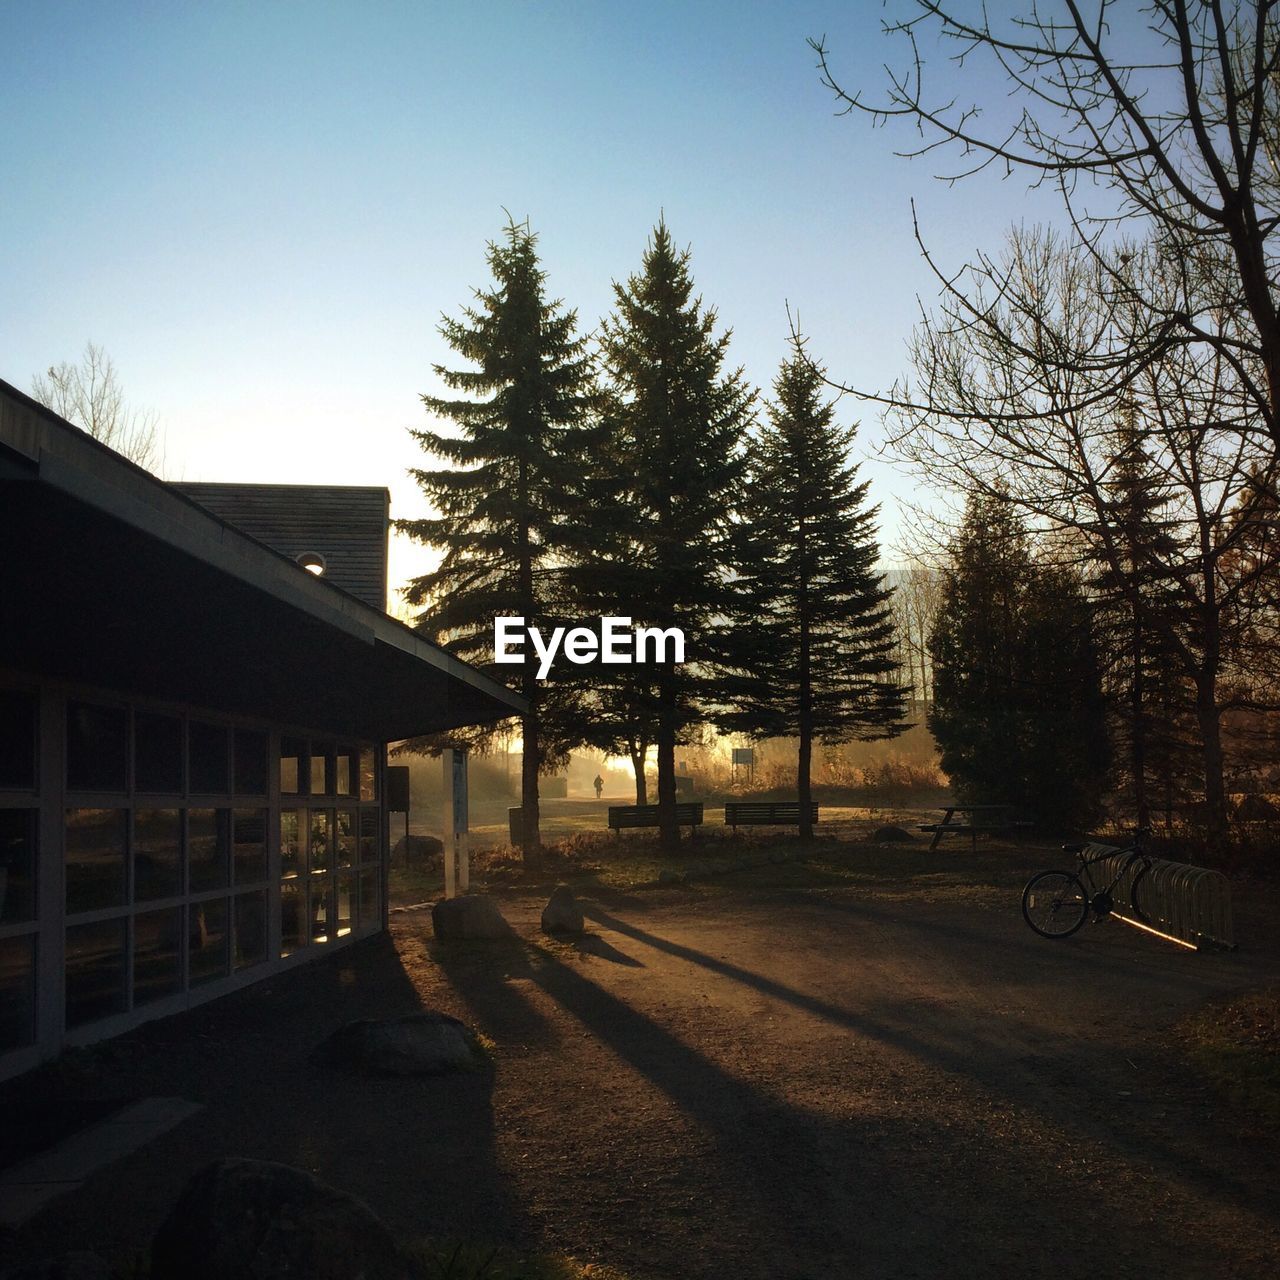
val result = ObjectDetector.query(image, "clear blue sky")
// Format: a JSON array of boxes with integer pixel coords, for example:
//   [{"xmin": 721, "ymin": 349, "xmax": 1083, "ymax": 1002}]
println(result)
[{"xmin": 2, "ymin": 0, "xmax": 1065, "ymax": 605}]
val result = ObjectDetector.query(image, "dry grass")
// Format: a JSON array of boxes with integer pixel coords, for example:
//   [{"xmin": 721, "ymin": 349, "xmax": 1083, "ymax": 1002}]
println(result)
[{"xmin": 1180, "ymin": 987, "xmax": 1280, "ymax": 1130}]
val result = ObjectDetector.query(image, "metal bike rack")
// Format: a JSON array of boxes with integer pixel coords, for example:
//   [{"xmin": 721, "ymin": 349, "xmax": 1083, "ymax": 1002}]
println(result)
[{"xmin": 1083, "ymin": 843, "xmax": 1235, "ymax": 951}]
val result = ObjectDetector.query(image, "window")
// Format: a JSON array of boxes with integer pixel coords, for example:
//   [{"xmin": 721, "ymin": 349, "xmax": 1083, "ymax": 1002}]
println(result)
[
  {"xmin": 133, "ymin": 909, "xmax": 182, "ymax": 1005},
  {"xmin": 235, "ymin": 892, "xmax": 267, "ymax": 969},
  {"xmin": 232, "ymin": 809, "xmax": 268, "ymax": 885},
  {"xmin": 359, "ymin": 747, "xmax": 377, "ymax": 801},
  {"xmin": 65, "ymin": 809, "xmax": 127, "ymax": 914},
  {"xmin": 310, "ymin": 744, "xmax": 332, "ymax": 797},
  {"xmin": 233, "ymin": 730, "xmax": 268, "ymax": 796},
  {"xmin": 280, "ymin": 810, "xmax": 302, "ymax": 878},
  {"xmin": 280, "ymin": 881, "xmax": 303, "ymax": 956},
  {"xmin": 65, "ymin": 918, "xmax": 127, "ymax": 1027},
  {"xmin": 335, "ymin": 748, "xmax": 354, "ymax": 796},
  {"xmin": 134, "ymin": 712, "xmax": 183, "ymax": 794},
  {"xmin": 280, "ymin": 737, "xmax": 307, "ymax": 796},
  {"xmin": 0, "ymin": 689, "xmax": 36, "ymax": 790},
  {"xmin": 0, "ymin": 935, "xmax": 36, "ymax": 1050},
  {"xmin": 189, "ymin": 898, "xmax": 230, "ymax": 985},
  {"xmin": 67, "ymin": 702, "xmax": 128, "ymax": 792},
  {"xmin": 0, "ymin": 809, "xmax": 36, "ymax": 924},
  {"xmin": 188, "ymin": 809, "xmax": 230, "ymax": 893},
  {"xmin": 336, "ymin": 810, "xmax": 356, "ymax": 868},
  {"xmin": 133, "ymin": 808, "xmax": 181, "ymax": 902},
  {"xmin": 189, "ymin": 722, "xmax": 229, "ymax": 794}
]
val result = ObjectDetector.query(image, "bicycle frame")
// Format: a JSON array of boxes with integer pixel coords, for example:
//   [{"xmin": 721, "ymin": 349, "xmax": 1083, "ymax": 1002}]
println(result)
[{"xmin": 1076, "ymin": 844, "xmax": 1148, "ymax": 911}]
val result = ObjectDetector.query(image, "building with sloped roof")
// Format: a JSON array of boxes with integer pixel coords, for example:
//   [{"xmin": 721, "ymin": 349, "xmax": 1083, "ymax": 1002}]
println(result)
[{"xmin": 0, "ymin": 379, "xmax": 522, "ymax": 1081}]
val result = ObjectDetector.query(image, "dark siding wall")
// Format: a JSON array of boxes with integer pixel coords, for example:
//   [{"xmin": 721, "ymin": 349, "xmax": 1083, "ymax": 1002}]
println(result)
[{"xmin": 175, "ymin": 483, "xmax": 388, "ymax": 611}]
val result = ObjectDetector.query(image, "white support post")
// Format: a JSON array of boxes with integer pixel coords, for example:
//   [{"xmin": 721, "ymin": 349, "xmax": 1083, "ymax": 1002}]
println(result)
[{"xmin": 442, "ymin": 748, "xmax": 469, "ymax": 898}]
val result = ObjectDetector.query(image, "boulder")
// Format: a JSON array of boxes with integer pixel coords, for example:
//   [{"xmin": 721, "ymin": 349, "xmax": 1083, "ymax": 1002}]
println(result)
[
  {"xmin": 1235, "ymin": 793, "xmax": 1280, "ymax": 822},
  {"xmin": 657, "ymin": 868, "xmax": 686, "ymax": 885},
  {"xmin": 312, "ymin": 1013, "xmax": 482, "ymax": 1075},
  {"xmin": 1, "ymin": 1256, "xmax": 113, "ymax": 1280},
  {"xmin": 392, "ymin": 833, "xmax": 443, "ymax": 865},
  {"xmin": 150, "ymin": 1158, "xmax": 406, "ymax": 1280},
  {"xmin": 541, "ymin": 885, "xmax": 584, "ymax": 936},
  {"xmin": 871, "ymin": 825, "xmax": 915, "ymax": 843},
  {"xmin": 431, "ymin": 894, "xmax": 510, "ymax": 940}
]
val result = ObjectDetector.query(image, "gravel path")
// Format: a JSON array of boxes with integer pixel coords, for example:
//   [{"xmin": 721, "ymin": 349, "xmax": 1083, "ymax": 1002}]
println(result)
[{"xmin": 3, "ymin": 862, "xmax": 1279, "ymax": 1279}]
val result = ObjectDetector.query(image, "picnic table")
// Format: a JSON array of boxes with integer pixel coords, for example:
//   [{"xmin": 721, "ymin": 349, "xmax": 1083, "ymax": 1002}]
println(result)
[{"xmin": 918, "ymin": 804, "xmax": 1033, "ymax": 851}]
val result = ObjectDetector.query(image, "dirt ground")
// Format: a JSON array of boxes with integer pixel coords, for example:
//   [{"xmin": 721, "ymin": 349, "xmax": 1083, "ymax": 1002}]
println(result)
[{"xmin": 4, "ymin": 842, "xmax": 1280, "ymax": 1279}]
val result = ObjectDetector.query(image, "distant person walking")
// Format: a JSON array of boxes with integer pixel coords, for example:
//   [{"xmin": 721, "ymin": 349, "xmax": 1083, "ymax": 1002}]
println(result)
[{"xmin": 593, "ymin": 774, "xmax": 604, "ymax": 800}]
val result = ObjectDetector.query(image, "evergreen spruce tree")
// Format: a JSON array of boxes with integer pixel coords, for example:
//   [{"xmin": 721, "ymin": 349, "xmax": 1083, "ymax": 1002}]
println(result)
[
  {"xmin": 1089, "ymin": 408, "xmax": 1183, "ymax": 829},
  {"xmin": 929, "ymin": 493, "xmax": 1110, "ymax": 832},
  {"xmin": 728, "ymin": 338, "xmax": 910, "ymax": 837},
  {"xmin": 595, "ymin": 221, "xmax": 755, "ymax": 848},
  {"xmin": 396, "ymin": 218, "xmax": 599, "ymax": 859}
]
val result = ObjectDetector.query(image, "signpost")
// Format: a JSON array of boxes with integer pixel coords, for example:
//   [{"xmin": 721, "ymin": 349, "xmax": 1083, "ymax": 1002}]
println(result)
[
  {"xmin": 442, "ymin": 748, "xmax": 469, "ymax": 897},
  {"xmin": 731, "ymin": 746, "xmax": 755, "ymax": 786}
]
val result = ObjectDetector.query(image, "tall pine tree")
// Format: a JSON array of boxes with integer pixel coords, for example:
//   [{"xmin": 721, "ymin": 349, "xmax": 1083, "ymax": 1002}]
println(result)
[
  {"xmin": 929, "ymin": 493, "xmax": 1110, "ymax": 832},
  {"xmin": 595, "ymin": 221, "xmax": 755, "ymax": 848},
  {"xmin": 397, "ymin": 218, "xmax": 599, "ymax": 859},
  {"xmin": 728, "ymin": 338, "xmax": 909, "ymax": 837}
]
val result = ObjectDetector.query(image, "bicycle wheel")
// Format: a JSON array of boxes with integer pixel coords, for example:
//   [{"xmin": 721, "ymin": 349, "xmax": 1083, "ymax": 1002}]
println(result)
[
  {"xmin": 1022, "ymin": 870, "xmax": 1089, "ymax": 939},
  {"xmin": 1129, "ymin": 860, "xmax": 1152, "ymax": 926}
]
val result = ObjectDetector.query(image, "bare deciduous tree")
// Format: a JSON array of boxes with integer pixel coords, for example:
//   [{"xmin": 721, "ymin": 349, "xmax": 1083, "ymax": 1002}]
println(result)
[
  {"xmin": 31, "ymin": 342, "xmax": 163, "ymax": 471},
  {"xmin": 812, "ymin": 2, "xmax": 1280, "ymax": 447},
  {"xmin": 885, "ymin": 226, "xmax": 1275, "ymax": 848},
  {"xmin": 888, "ymin": 563, "xmax": 945, "ymax": 707}
]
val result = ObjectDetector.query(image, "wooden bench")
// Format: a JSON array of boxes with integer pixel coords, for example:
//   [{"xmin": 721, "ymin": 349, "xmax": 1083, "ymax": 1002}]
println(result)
[
  {"xmin": 608, "ymin": 802, "xmax": 704, "ymax": 833},
  {"xmin": 724, "ymin": 801, "xmax": 818, "ymax": 829}
]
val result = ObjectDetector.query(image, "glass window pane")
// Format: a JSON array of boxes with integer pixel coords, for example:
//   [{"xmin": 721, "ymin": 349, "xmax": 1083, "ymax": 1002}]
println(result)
[
  {"xmin": 0, "ymin": 934, "xmax": 36, "ymax": 1051},
  {"xmin": 336, "ymin": 872, "xmax": 353, "ymax": 938},
  {"xmin": 134, "ymin": 712, "xmax": 183, "ymax": 793},
  {"xmin": 309, "ymin": 810, "xmax": 331, "ymax": 873},
  {"xmin": 189, "ymin": 898, "xmax": 229, "ymax": 985},
  {"xmin": 359, "ymin": 808, "xmax": 380, "ymax": 865},
  {"xmin": 133, "ymin": 908, "xmax": 182, "ymax": 1005},
  {"xmin": 188, "ymin": 808, "xmax": 230, "ymax": 893},
  {"xmin": 65, "ymin": 809, "xmax": 127, "ymax": 914},
  {"xmin": 310, "ymin": 745, "xmax": 331, "ymax": 797},
  {"xmin": 280, "ymin": 881, "xmax": 304, "ymax": 956},
  {"xmin": 0, "ymin": 809, "xmax": 37, "ymax": 924},
  {"xmin": 359, "ymin": 748, "xmax": 377, "ymax": 801},
  {"xmin": 0, "ymin": 689, "xmax": 37, "ymax": 791},
  {"xmin": 233, "ymin": 730, "xmax": 268, "ymax": 796},
  {"xmin": 233, "ymin": 809, "xmax": 268, "ymax": 885},
  {"xmin": 235, "ymin": 892, "xmax": 267, "ymax": 969},
  {"xmin": 358, "ymin": 867, "xmax": 379, "ymax": 928},
  {"xmin": 189, "ymin": 722, "xmax": 229, "ymax": 794},
  {"xmin": 133, "ymin": 808, "xmax": 181, "ymax": 902},
  {"xmin": 66, "ymin": 918, "xmax": 126, "ymax": 1027},
  {"xmin": 336, "ymin": 810, "xmax": 356, "ymax": 868},
  {"xmin": 335, "ymin": 750, "xmax": 353, "ymax": 796},
  {"xmin": 66, "ymin": 702, "xmax": 127, "ymax": 792},
  {"xmin": 280, "ymin": 809, "xmax": 301, "ymax": 878},
  {"xmin": 280, "ymin": 737, "xmax": 306, "ymax": 796},
  {"xmin": 309, "ymin": 874, "xmax": 331, "ymax": 943}
]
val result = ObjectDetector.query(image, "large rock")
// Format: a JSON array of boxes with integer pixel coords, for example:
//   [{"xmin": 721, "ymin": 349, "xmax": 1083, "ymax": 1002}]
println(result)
[
  {"xmin": 313, "ymin": 1013, "xmax": 482, "ymax": 1075},
  {"xmin": 392, "ymin": 833, "xmax": 443, "ymax": 865},
  {"xmin": 1, "ymin": 1256, "xmax": 113, "ymax": 1280},
  {"xmin": 150, "ymin": 1158, "xmax": 406, "ymax": 1280},
  {"xmin": 431, "ymin": 894, "xmax": 510, "ymax": 940},
  {"xmin": 871, "ymin": 825, "xmax": 915, "ymax": 843},
  {"xmin": 541, "ymin": 885, "xmax": 584, "ymax": 936}
]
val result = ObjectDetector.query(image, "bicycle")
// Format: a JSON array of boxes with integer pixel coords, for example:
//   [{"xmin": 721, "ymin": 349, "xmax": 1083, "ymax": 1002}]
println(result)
[{"xmin": 1021, "ymin": 828, "xmax": 1153, "ymax": 939}]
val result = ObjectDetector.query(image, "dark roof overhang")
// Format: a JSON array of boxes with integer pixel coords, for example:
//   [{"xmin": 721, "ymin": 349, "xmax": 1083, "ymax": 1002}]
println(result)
[{"xmin": 0, "ymin": 379, "xmax": 525, "ymax": 740}]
